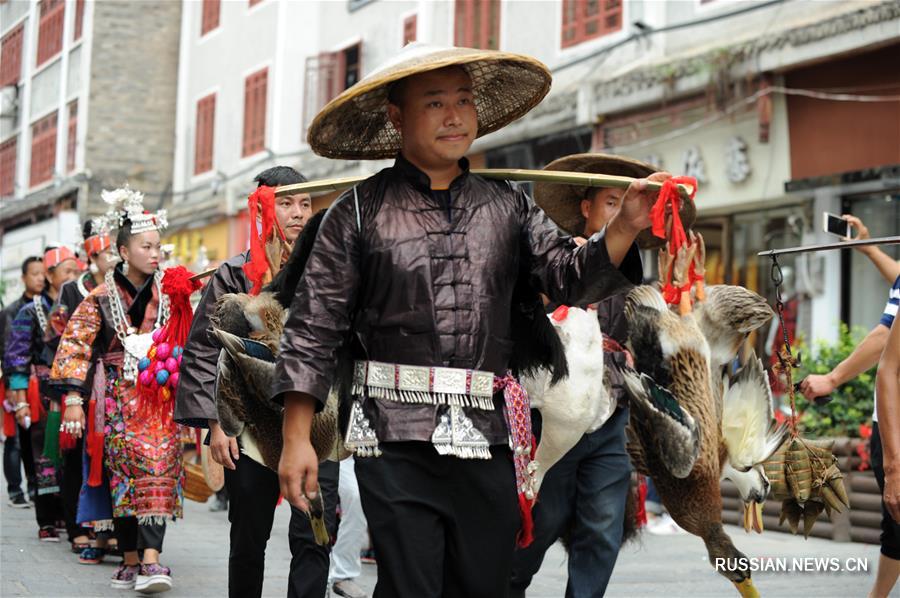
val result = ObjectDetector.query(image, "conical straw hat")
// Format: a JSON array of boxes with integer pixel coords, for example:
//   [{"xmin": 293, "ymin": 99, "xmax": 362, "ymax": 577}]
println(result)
[
  {"xmin": 534, "ymin": 153, "xmax": 696, "ymax": 249},
  {"xmin": 307, "ymin": 43, "xmax": 552, "ymax": 160}
]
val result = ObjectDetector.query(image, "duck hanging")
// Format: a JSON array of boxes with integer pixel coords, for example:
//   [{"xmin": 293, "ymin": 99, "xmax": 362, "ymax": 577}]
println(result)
[
  {"xmin": 521, "ymin": 305, "xmax": 611, "ymax": 494},
  {"xmin": 622, "ymin": 235, "xmax": 783, "ymax": 598},
  {"xmin": 209, "ymin": 292, "xmax": 347, "ymax": 470}
]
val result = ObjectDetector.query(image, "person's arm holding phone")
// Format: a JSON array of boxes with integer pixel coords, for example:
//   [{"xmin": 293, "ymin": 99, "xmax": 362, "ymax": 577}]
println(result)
[{"xmin": 841, "ymin": 214, "xmax": 900, "ymax": 284}]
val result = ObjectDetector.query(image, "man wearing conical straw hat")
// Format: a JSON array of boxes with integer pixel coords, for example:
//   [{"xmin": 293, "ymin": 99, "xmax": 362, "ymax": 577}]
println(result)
[
  {"xmin": 509, "ymin": 153, "xmax": 695, "ymax": 597},
  {"xmin": 274, "ymin": 43, "xmax": 671, "ymax": 597}
]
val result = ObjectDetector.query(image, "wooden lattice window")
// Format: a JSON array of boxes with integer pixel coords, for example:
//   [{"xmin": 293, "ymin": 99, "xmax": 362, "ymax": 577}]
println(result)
[{"xmin": 561, "ymin": 0, "xmax": 622, "ymax": 49}]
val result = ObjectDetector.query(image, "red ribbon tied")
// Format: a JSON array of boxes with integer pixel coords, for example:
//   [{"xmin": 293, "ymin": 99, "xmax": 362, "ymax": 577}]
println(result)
[
  {"xmin": 242, "ymin": 185, "xmax": 286, "ymax": 296},
  {"xmin": 649, "ymin": 176, "xmax": 701, "ymax": 305}
]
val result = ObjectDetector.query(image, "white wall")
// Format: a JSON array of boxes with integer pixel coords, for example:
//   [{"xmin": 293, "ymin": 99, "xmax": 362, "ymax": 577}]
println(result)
[{"xmin": 1, "ymin": 210, "xmax": 81, "ymax": 304}]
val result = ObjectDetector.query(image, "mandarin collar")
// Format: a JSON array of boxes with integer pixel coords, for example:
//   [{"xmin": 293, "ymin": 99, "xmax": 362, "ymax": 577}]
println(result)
[{"xmin": 394, "ymin": 153, "xmax": 470, "ymax": 194}]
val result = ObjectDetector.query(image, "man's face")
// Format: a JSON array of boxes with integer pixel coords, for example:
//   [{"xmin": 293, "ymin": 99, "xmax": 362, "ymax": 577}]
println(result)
[
  {"xmin": 387, "ymin": 67, "xmax": 478, "ymax": 173},
  {"xmin": 580, "ymin": 188, "xmax": 623, "ymax": 236},
  {"xmin": 275, "ymin": 193, "xmax": 313, "ymax": 243},
  {"xmin": 48, "ymin": 258, "xmax": 80, "ymax": 291},
  {"xmin": 22, "ymin": 261, "xmax": 45, "ymax": 295}
]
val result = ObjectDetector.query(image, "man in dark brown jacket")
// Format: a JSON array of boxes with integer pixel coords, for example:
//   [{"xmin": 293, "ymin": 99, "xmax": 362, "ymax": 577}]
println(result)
[
  {"xmin": 275, "ymin": 45, "xmax": 671, "ymax": 598},
  {"xmin": 174, "ymin": 166, "xmax": 339, "ymax": 598}
]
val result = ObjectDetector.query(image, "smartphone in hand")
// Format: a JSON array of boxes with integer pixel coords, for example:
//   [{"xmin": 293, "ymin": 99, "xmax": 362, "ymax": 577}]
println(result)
[{"xmin": 823, "ymin": 212, "xmax": 850, "ymax": 238}]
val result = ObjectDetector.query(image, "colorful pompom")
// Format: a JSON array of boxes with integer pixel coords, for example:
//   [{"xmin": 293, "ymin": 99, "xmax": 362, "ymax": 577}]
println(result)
[
  {"xmin": 138, "ymin": 369, "xmax": 154, "ymax": 387},
  {"xmin": 138, "ymin": 357, "xmax": 151, "ymax": 372},
  {"xmin": 156, "ymin": 370, "xmax": 170, "ymax": 386}
]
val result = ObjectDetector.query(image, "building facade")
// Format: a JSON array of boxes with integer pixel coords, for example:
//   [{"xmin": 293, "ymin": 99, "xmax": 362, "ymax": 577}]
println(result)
[
  {"xmin": 5, "ymin": 0, "xmax": 898, "ymax": 338},
  {"xmin": 0, "ymin": 0, "xmax": 181, "ymax": 304}
]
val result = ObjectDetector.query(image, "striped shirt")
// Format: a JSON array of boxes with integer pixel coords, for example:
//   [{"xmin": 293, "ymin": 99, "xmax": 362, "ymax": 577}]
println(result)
[
  {"xmin": 880, "ymin": 275, "xmax": 900, "ymax": 329},
  {"xmin": 873, "ymin": 275, "xmax": 900, "ymax": 421}
]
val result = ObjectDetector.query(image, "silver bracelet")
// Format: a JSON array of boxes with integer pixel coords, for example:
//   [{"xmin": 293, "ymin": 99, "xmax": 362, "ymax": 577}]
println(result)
[
  {"xmin": 64, "ymin": 395, "xmax": 84, "ymax": 407},
  {"xmin": 14, "ymin": 402, "xmax": 28, "ymax": 412}
]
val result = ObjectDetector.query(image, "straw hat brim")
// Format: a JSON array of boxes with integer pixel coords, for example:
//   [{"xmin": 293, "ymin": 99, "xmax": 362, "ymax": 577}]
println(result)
[
  {"xmin": 307, "ymin": 45, "xmax": 552, "ymax": 160},
  {"xmin": 534, "ymin": 153, "xmax": 696, "ymax": 249}
]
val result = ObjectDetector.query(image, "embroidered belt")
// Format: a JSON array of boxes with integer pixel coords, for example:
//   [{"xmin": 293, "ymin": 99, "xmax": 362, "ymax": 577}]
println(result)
[
  {"xmin": 351, "ymin": 360, "xmax": 496, "ymax": 411},
  {"xmin": 346, "ymin": 359, "xmax": 538, "ymax": 548}
]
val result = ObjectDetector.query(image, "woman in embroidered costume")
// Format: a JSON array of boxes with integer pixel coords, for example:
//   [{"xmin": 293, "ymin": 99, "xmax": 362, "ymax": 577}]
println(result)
[
  {"xmin": 47, "ymin": 219, "xmax": 119, "ymax": 564},
  {"xmin": 50, "ymin": 187, "xmax": 181, "ymax": 594},
  {"xmin": 3, "ymin": 246, "xmax": 80, "ymax": 542}
]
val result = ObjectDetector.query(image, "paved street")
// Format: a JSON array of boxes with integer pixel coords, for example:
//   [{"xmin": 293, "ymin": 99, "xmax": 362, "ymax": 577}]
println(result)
[{"xmin": 0, "ymin": 494, "xmax": 892, "ymax": 597}]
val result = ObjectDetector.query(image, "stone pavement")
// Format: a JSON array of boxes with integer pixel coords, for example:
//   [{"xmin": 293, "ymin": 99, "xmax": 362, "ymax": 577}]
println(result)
[{"xmin": 0, "ymin": 494, "xmax": 893, "ymax": 597}]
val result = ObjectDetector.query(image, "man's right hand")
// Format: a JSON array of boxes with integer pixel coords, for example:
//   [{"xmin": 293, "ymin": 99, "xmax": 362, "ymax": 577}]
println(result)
[
  {"xmin": 208, "ymin": 421, "xmax": 240, "ymax": 470},
  {"xmin": 279, "ymin": 392, "xmax": 320, "ymax": 513},
  {"xmin": 800, "ymin": 373, "xmax": 837, "ymax": 400},
  {"xmin": 278, "ymin": 438, "xmax": 319, "ymax": 513}
]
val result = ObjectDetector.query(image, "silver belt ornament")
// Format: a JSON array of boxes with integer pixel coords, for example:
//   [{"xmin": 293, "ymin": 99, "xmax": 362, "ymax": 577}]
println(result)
[{"xmin": 345, "ymin": 360, "xmax": 493, "ymax": 460}]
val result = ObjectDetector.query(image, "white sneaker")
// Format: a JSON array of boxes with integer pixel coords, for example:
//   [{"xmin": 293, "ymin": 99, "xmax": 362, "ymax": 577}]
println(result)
[
  {"xmin": 134, "ymin": 564, "xmax": 172, "ymax": 594},
  {"xmin": 647, "ymin": 513, "xmax": 686, "ymax": 535}
]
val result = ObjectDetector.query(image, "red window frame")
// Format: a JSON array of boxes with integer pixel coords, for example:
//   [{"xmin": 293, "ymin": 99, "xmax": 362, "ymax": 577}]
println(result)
[
  {"xmin": 242, "ymin": 68, "xmax": 267, "ymax": 157},
  {"xmin": 454, "ymin": 0, "xmax": 501, "ymax": 50},
  {"xmin": 73, "ymin": 0, "xmax": 85, "ymax": 41},
  {"xmin": 0, "ymin": 24, "xmax": 24, "ymax": 87},
  {"xmin": 36, "ymin": 0, "xmax": 65, "ymax": 67},
  {"xmin": 194, "ymin": 93, "xmax": 216, "ymax": 174},
  {"xmin": 0, "ymin": 136, "xmax": 16, "ymax": 197},
  {"xmin": 403, "ymin": 14, "xmax": 417, "ymax": 45},
  {"xmin": 561, "ymin": 0, "xmax": 623, "ymax": 49},
  {"xmin": 30, "ymin": 111, "xmax": 58, "ymax": 187},
  {"xmin": 201, "ymin": 0, "xmax": 220, "ymax": 36},
  {"xmin": 66, "ymin": 101, "xmax": 77, "ymax": 172}
]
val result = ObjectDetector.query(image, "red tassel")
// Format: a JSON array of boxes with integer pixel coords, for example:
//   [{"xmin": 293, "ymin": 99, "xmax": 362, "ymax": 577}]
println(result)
[
  {"xmin": 26, "ymin": 376, "xmax": 43, "ymax": 420},
  {"xmin": 60, "ymin": 431, "xmax": 77, "ymax": 451},
  {"xmin": 138, "ymin": 266, "xmax": 201, "ymax": 420},
  {"xmin": 1, "ymin": 380, "xmax": 14, "ymax": 438},
  {"xmin": 635, "ymin": 475, "xmax": 648, "ymax": 528},
  {"xmin": 517, "ymin": 493, "xmax": 535, "ymax": 548},
  {"xmin": 59, "ymin": 400, "xmax": 77, "ymax": 451},
  {"xmin": 86, "ymin": 398, "xmax": 104, "ymax": 487},
  {"xmin": 242, "ymin": 186, "xmax": 285, "ymax": 296},
  {"xmin": 649, "ymin": 176, "xmax": 701, "ymax": 306}
]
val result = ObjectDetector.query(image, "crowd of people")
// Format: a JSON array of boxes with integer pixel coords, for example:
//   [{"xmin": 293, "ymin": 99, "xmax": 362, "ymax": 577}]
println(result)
[{"xmin": 1, "ymin": 42, "xmax": 897, "ymax": 598}]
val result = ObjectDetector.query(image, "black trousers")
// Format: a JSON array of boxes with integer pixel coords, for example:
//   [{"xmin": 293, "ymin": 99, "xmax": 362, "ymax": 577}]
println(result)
[
  {"xmin": 28, "ymin": 414, "xmax": 63, "ymax": 529},
  {"xmin": 224, "ymin": 454, "xmax": 339, "ymax": 598},
  {"xmin": 114, "ymin": 516, "xmax": 166, "ymax": 552},
  {"xmin": 3, "ymin": 423, "xmax": 35, "ymax": 497},
  {"xmin": 354, "ymin": 442, "xmax": 520, "ymax": 598},
  {"xmin": 61, "ymin": 436, "xmax": 89, "ymax": 540},
  {"xmin": 870, "ymin": 423, "xmax": 900, "ymax": 559}
]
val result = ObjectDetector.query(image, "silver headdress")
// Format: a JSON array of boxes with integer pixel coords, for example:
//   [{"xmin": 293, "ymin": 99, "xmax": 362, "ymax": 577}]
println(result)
[{"xmin": 101, "ymin": 185, "xmax": 167, "ymax": 235}]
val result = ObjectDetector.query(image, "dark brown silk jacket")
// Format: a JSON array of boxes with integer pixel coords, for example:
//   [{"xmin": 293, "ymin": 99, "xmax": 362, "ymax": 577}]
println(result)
[{"xmin": 272, "ymin": 155, "xmax": 642, "ymax": 444}]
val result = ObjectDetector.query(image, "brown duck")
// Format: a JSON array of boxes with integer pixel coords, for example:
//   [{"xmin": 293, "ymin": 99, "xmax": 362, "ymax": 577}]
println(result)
[{"xmin": 623, "ymin": 243, "xmax": 781, "ymax": 598}]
